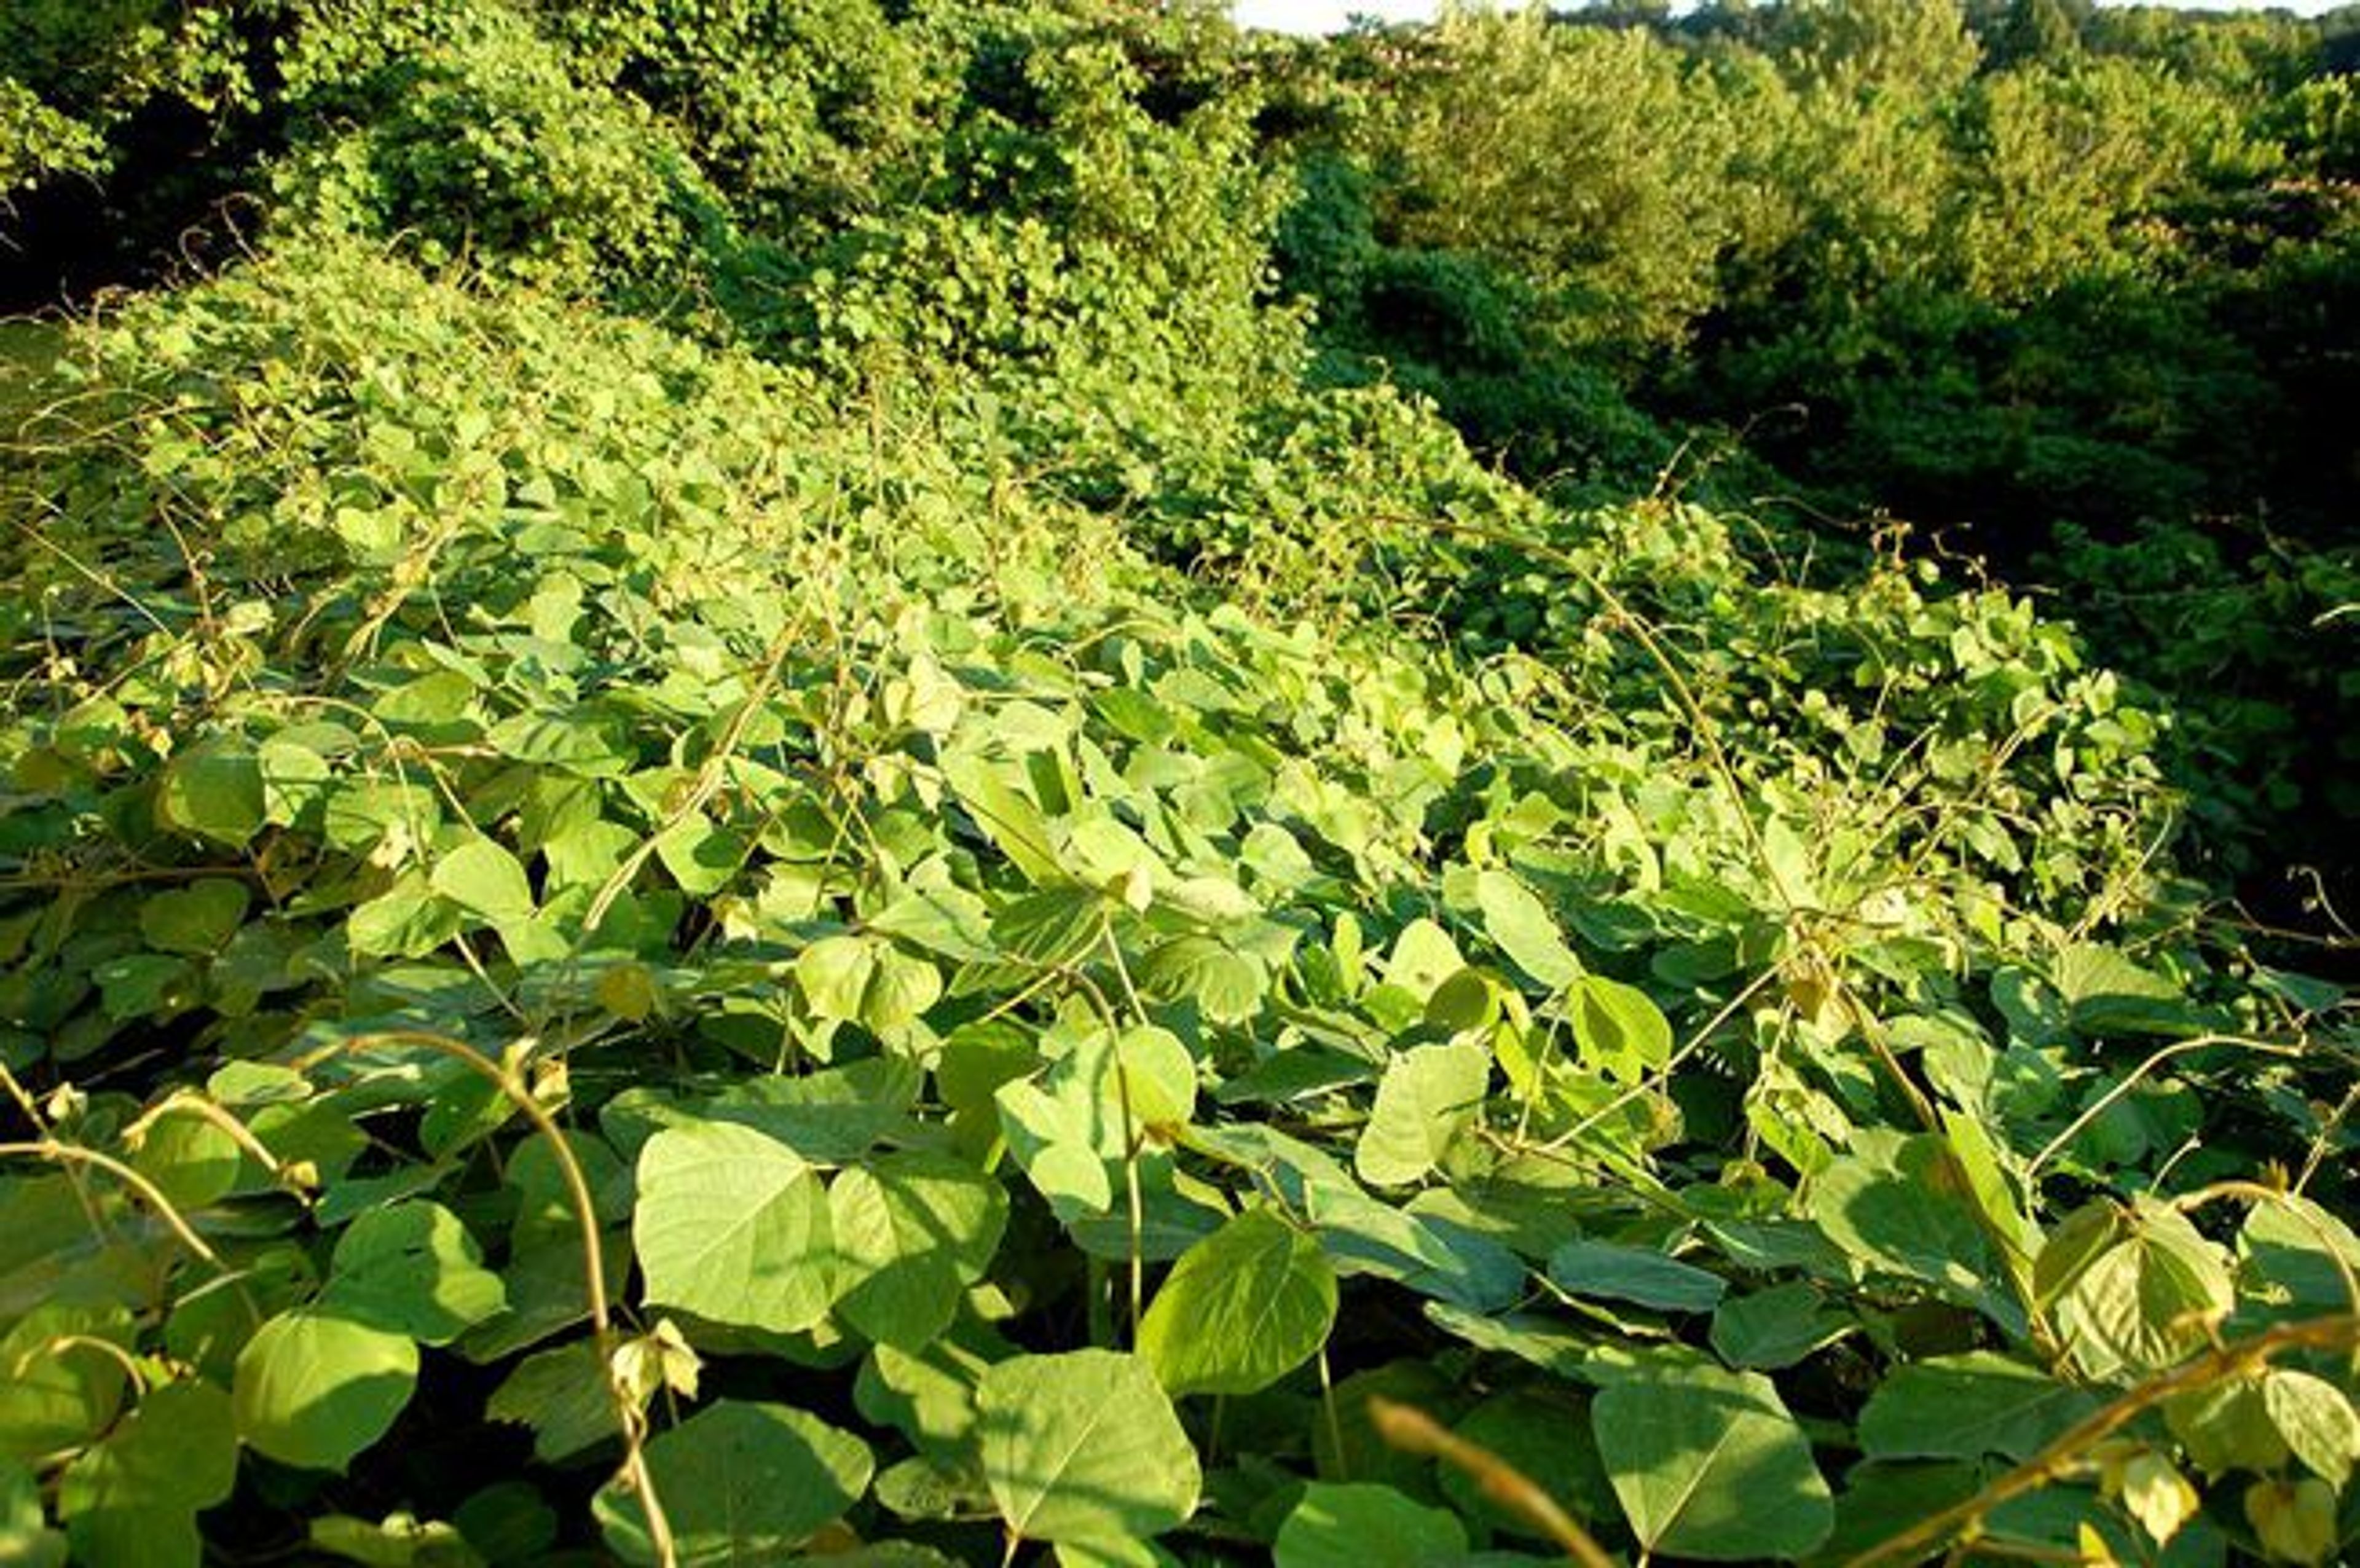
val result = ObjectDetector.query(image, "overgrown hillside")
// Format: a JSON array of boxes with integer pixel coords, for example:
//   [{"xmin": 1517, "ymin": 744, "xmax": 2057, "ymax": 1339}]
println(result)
[{"xmin": 1, "ymin": 4, "xmax": 2354, "ymax": 1566}]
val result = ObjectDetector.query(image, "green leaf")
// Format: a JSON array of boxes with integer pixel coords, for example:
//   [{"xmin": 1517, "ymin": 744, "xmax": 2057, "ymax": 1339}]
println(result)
[
  {"xmin": 1708, "ymin": 1283, "xmax": 1852, "ymax": 1370},
  {"xmin": 863, "ymin": 946, "xmax": 943, "ymax": 1035},
  {"xmin": 830, "ymin": 1153, "xmax": 1009, "ymax": 1350},
  {"xmin": 130, "ymin": 1107, "xmax": 241, "ymax": 1210},
  {"xmin": 595, "ymin": 1401, "xmax": 873, "ymax": 1566},
  {"xmin": 232, "ymin": 1309, "xmax": 419, "ymax": 1472},
  {"xmin": 993, "ymin": 887, "xmax": 1106, "ymax": 969},
  {"xmin": 1355, "ymin": 1040, "xmax": 1490, "ymax": 1187},
  {"xmin": 0, "ymin": 1458, "xmax": 68, "ymax": 1568},
  {"xmin": 653, "ymin": 819, "xmax": 747, "ymax": 896},
  {"xmin": 0, "ymin": 1303, "xmax": 133, "ymax": 1461},
  {"xmin": 486, "ymin": 1342, "xmax": 621, "ymax": 1464},
  {"xmin": 1548, "ymin": 1239, "xmax": 1726, "ymax": 1314},
  {"xmin": 1811, "ymin": 1135, "xmax": 1995, "ymax": 1300},
  {"xmin": 634, "ymin": 1121, "xmax": 836, "ymax": 1335},
  {"xmin": 2053, "ymin": 943, "xmax": 2193, "ymax": 1037},
  {"xmin": 2239, "ymin": 1194, "xmax": 2360, "ymax": 1312},
  {"xmin": 484, "ymin": 709, "xmax": 635, "ymax": 776},
  {"xmin": 943, "ymin": 753, "xmax": 1064, "ymax": 885},
  {"xmin": 1592, "ymin": 1363, "xmax": 1831, "ymax": 1561},
  {"xmin": 2244, "ymin": 1477, "xmax": 2337, "ymax": 1566},
  {"xmin": 1138, "ymin": 1209, "xmax": 1337, "ymax": 1396},
  {"xmin": 138, "ymin": 879, "xmax": 251, "ymax": 954},
  {"xmin": 796, "ymin": 935, "xmax": 876, "ymax": 1022},
  {"xmin": 58, "ymin": 1380, "xmax": 237, "ymax": 1566},
  {"xmin": 976, "ymin": 1350, "xmax": 1200, "ymax": 1550},
  {"xmin": 1379, "ymin": 919, "xmax": 1463, "ymax": 1002},
  {"xmin": 1477, "ymin": 869, "xmax": 1584, "ymax": 989},
  {"xmin": 324, "ymin": 1201, "xmax": 508, "ymax": 1345},
  {"xmin": 1856, "ymin": 1353, "xmax": 2099, "ymax": 1462},
  {"xmin": 1114, "ymin": 1025, "xmax": 1197, "ymax": 1129},
  {"xmin": 345, "ymin": 872, "xmax": 463, "ymax": 959},
  {"xmin": 430, "ymin": 838, "xmax": 535, "ymax": 925},
  {"xmin": 157, "ymin": 745, "xmax": 265, "ymax": 846},
  {"xmin": 1569, "ymin": 974, "xmax": 1670, "ymax": 1084},
  {"xmin": 1273, "ymin": 1482, "xmax": 1466, "ymax": 1568},
  {"xmin": 2055, "ymin": 1201, "xmax": 2233, "ymax": 1382},
  {"xmin": 2263, "ymin": 1370, "xmax": 2357, "ymax": 1490},
  {"xmin": 1137, "ymin": 936, "xmax": 1266, "ymax": 1025}
]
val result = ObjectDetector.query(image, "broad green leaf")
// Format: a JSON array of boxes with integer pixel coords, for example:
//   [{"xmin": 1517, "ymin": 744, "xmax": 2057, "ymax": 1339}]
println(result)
[
  {"xmin": 2053, "ymin": 943, "xmax": 2193, "ymax": 1037},
  {"xmin": 1137, "ymin": 936, "xmax": 1266, "ymax": 1025},
  {"xmin": 859, "ymin": 1338, "xmax": 991, "ymax": 1460},
  {"xmin": 943, "ymin": 754, "xmax": 1064, "ymax": 885},
  {"xmin": 430, "ymin": 837, "xmax": 535, "ymax": 924},
  {"xmin": 634, "ymin": 1122, "xmax": 835, "ymax": 1335},
  {"xmin": 232, "ymin": 1309, "xmax": 418, "ymax": 1472},
  {"xmin": 797, "ymin": 935, "xmax": 876, "ymax": 1022},
  {"xmin": 1592, "ymin": 1363, "xmax": 1831, "ymax": 1560},
  {"xmin": 2263, "ymin": 1370, "xmax": 2357, "ymax": 1489},
  {"xmin": 830, "ymin": 1153, "xmax": 1009, "ymax": 1350},
  {"xmin": 976, "ymin": 1350, "xmax": 1200, "ymax": 1549},
  {"xmin": 0, "ymin": 1303, "xmax": 134, "ymax": 1460},
  {"xmin": 2238, "ymin": 1194, "xmax": 2360, "ymax": 1312},
  {"xmin": 1708, "ymin": 1283, "xmax": 1852, "ymax": 1370},
  {"xmin": 863, "ymin": 946, "xmax": 943, "ymax": 1035},
  {"xmin": 58, "ymin": 1379, "xmax": 237, "ymax": 1566},
  {"xmin": 1569, "ymin": 974, "xmax": 1670, "ymax": 1084},
  {"xmin": 867, "ymin": 884, "xmax": 997, "ymax": 963},
  {"xmin": 1856, "ymin": 1353, "xmax": 2098, "ymax": 1461},
  {"xmin": 1355, "ymin": 1040, "xmax": 1490, "ymax": 1187},
  {"xmin": 1114, "ymin": 1025, "xmax": 1197, "ymax": 1129},
  {"xmin": 1548, "ymin": 1239, "xmax": 1725, "ymax": 1314},
  {"xmin": 138, "ymin": 879, "xmax": 250, "ymax": 954},
  {"xmin": 595, "ymin": 1400, "xmax": 873, "ymax": 1566},
  {"xmin": 484, "ymin": 709, "xmax": 635, "ymax": 776},
  {"xmin": 345, "ymin": 872, "xmax": 463, "ymax": 959},
  {"xmin": 993, "ymin": 887, "xmax": 1107, "ymax": 969},
  {"xmin": 130, "ymin": 1107, "xmax": 241, "ymax": 1210},
  {"xmin": 653, "ymin": 819, "xmax": 747, "ymax": 896},
  {"xmin": 258, "ymin": 737, "xmax": 331, "ymax": 826},
  {"xmin": 0, "ymin": 1458, "xmax": 67, "ymax": 1568},
  {"xmin": 486, "ymin": 1342, "xmax": 621, "ymax": 1464},
  {"xmin": 1138, "ymin": 1209, "xmax": 1337, "ymax": 1395},
  {"xmin": 157, "ymin": 745, "xmax": 265, "ymax": 846},
  {"xmin": 1423, "ymin": 967, "xmax": 1498, "ymax": 1036},
  {"xmin": 1477, "ymin": 870, "xmax": 1584, "ymax": 989},
  {"xmin": 1811, "ymin": 1136, "xmax": 1994, "ymax": 1299},
  {"xmin": 324, "ymin": 1201, "xmax": 508, "ymax": 1345},
  {"xmin": 2166, "ymin": 1375, "xmax": 2288, "ymax": 1474},
  {"xmin": 2244, "ymin": 1477, "xmax": 2337, "ymax": 1566},
  {"xmin": 1379, "ymin": 919, "xmax": 1463, "ymax": 1002},
  {"xmin": 1273, "ymin": 1482, "xmax": 1466, "ymax": 1568},
  {"xmin": 2055, "ymin": 1201, "xmax": 2233, "ymax": 1382}
]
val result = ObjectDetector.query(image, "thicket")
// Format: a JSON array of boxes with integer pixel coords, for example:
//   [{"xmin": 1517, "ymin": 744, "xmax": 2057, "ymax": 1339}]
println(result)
[{"xmin": 0, "ymin": 3, "xmax": 2354, "ymax": 1566}]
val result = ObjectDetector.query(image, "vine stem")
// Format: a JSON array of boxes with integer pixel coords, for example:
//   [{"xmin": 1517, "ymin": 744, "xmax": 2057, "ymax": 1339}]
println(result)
[
  {"xmin": 1843, "ymin": 1312, "xmax": 2360, "ymax": 1568},
  {"xmin": 2026, "ymin": 1033, "xmax": 2305, "ymax": 1180},
  {"xmin": 1367, "ymin": 1397, "xmax": 1617, "ymax": 1568},
  {"xmin": 0, "ymin": 1139, "xmax": 258, "ymax": 1323},
  {"xmin": 295, "ymin": 1029, "xmax": 678, "ymax": 1568}
]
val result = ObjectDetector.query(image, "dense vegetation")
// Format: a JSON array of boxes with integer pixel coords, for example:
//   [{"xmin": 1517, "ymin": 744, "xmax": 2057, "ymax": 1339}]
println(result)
[{"xmin": 1, "ymin": 2, "xmax": 2355, "ymax": 1565}]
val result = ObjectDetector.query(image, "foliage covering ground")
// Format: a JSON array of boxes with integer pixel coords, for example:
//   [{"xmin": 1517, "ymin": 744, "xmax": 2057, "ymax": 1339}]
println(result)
[{"xmin": 0, "ymin": 2, "xmax": 2356, "ymax": 1566}]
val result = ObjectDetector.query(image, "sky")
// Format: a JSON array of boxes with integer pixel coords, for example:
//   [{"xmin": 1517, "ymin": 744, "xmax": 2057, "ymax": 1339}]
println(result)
[{"xmin": 1229, "ymin": 1, "xmax": 2348, "ymax": 34}]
